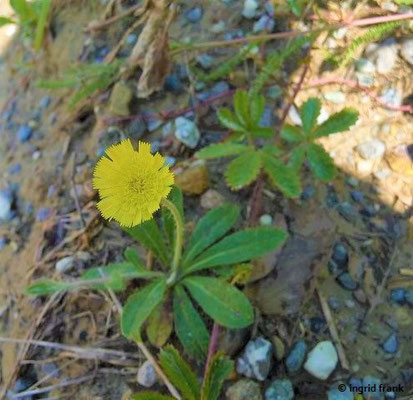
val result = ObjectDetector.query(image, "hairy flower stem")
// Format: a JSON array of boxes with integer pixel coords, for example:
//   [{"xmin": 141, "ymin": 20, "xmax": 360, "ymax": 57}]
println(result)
[{"xmin": 161, "ymin": 198, "xmax": 184, "ymax": 285}]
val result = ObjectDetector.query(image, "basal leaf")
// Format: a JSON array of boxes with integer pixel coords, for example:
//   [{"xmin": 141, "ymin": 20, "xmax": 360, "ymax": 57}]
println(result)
[
  {"xmin": 307, "ymin": 143, "xmax": 336, "ymax": 181},
  {"xmin": 195, "ymin": 143, "xmax": 248, "ymax": 160},
  {"xmin": 183, "ymin": 276, "xmax": 253, "ymax": 329},
  {"xmin": 182, "ymin": 203, "xmax": 240, "ymax": 267},
  {"xmin": 217, "ymin": 108, "xmax": 245, "ymax": 132},
  {"xmin": 281, "ymin": 124, "xmax": 303, "ymax": 142},
  {"xmin": 146, "ymin": 300, "xmax": 173, "ymax": 348},
  {"xmin": 249, "ymin": 92, "xmax": 266, "ymax": 124},
  {"xmin": 201, "ymin": 352, "xmax": 234, "ymax": 400},
  {"xmin": 131, "ymin": 393, "xmax": 175, "ymax": 400},
  {"xmin": 173, "ymin": 285, "xmax": 209, "ymax": 360},
  {"xmin": 234, "ymin": 90, "xmax": 250, "ymax": 127},
  {"xmin": 121, "ymin": 278, "xmax": 167, "ymax": 341},
  {"xmin": 224, "ymin": 150, "xmax": 261, "ymax": 190},
  {"xmin": 186, "ymin": 227, "xmax": 287, "ymax": 274},
  {"xmin": 124, "ymin": 219, "xmax": 169, "ymax": 267},
  {"xmin": 288, "ymin": 143, "xmax": 307, "ymax": 171},
  {"xmin": 252, "ymin": 127, "xmax": 274, "ymax": 138},
  {"xmin": 124, "ymin": 247, "xmax": 144, "ymax": 268},
  {"xmin": 26, "ymin": 280, "xmax": 69, "ymax": 295},
  {"xmin": 313, "ymin": 108, "xmax": 358, "ymax": 138},
  {"xmin": 261, "ymin": 152, "xmax": 301, "ymax": 198},
  {"xmin": 300, "ymin": 97, "xmax": 321, "ymax": 135},
  {"xmin": 160, "ymin": 345, "xmax": 201, "ymax": 400}
]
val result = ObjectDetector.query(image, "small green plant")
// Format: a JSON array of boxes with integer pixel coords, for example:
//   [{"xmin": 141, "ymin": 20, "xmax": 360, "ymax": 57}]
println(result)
[
  {"xmin": 28, "ymin": 140, "xmax": 287, "ymax": 360},
  {"xmin": 196, "ymin": 91, "xmax": 358, "ymax": 196},
  {"xmin": 132, "ymin": 346, "xmax": 233, "ymax": 400}
]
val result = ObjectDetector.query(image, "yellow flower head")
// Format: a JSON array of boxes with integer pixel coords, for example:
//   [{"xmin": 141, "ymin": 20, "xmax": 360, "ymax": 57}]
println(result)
[{"xmin": 93, "ymin": 139, "xmax": 174, "ymax": 227}]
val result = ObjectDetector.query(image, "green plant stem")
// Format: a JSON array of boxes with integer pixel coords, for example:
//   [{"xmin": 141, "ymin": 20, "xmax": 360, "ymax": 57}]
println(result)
[{"xmin": 161, "ymin": 198, "xmax": 184, "ymax": 285}]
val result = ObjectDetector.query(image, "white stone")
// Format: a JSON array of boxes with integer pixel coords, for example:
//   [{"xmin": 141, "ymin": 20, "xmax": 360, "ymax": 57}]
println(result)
[
  {"xmin": 401, "ymin": 39, "xmax": 413, "ymax": 66},
  {"xmin": 242, "ymin": 0, "xmax": 259, "ymax": 19},
  {"xmin": 137, "ymin": 360, "xmax": 157, "ymax": 388},
  {"xmin": 55, "ymin": 256, "xmax": 75, "ymax": 274},
  {"xmin": 304, "ymin": 341, "xmax": 338, "ymax": 380},
  {"xmin": 356, "ymin": 140, "xmax": 386, "ymax": 160},
  {"xmin": 288, "ymin": 106, "xmax": 302, "ymax": 126}
]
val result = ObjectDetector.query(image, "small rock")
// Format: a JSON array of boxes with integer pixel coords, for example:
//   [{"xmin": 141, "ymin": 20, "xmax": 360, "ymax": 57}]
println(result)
[
  {"xmin": 367, "ymin": 39, "xmax": 398, "ymax": 74},
  {"xmin": 288, "ymin": 106, "xmax": 302, "ymax": 126},
  {"xmin": 382, "ymin": 332, "xmax": 399, "ymax": 354},
  {"xmin": 253, "ymin": 15, "xmax": 275, "ymax": 33},
  {"xmin": 126, "ymin": 33, "xmax": 137, "ymax": 45},
  {"xmin": 36, "ymin": 207, "xmax": 52, "ymax": 222},
  {"xmin": 346, "ymin": 177, "xmax": 359, "ymax": 187},
  {"xmin": 350, "ymin": 191, "xmax": 364, "ymax": 203},
  {"xmin": 362, "ymin": 376, "xmax": 383, "ymax": 400},
  {"xmin": 175, "ymin": 160, "xmax": 210, "ymax": 195},
  {"xmin": 108, "ymin": 81, "xmax": 133, "ymax": 117},
  {"xmin": 317, "ymin": 107, "xmax": 330, "ymax": 124},
  {"xmin": 374, "ymin": 168, "xmax": 391, "ymax": 180},
  {"xmin": 267, "ymin": 86, "xmax": 282, "ymax": 100},
  {"xmin": 356, "ymin": 140, "xmax": 386, "ymax": 160},
  {"xmin": 401, "ymin": 38, "xmax": 413, "ymax": 66},
  {"xmin": 212, "ymin": 20, "xmax": 226, "ymax": 33},
  {"xmin": 324, "ymin": 91, "xmax": 346, "ymax": 104},
  {"xmin": 328, "ymin": 297, "xmax": 340, "ymax": 311},
  {"xmin": 174, "ymin": 117, "xmax": 200, "ymax": 149},
  {"xmin": 355, "ymin": 58, "xmax": 376, "ymax": 74},
  {"xmin": 259, "ymin": 214, "xmax": 273, "ymax": 226},
  {"xmin": 198, "ymin": 81, "xmax": 230, "ymax": 102},
  {"xmin": 286, "ymin": 340, "xmax": 307, "ymax": 374},
  {"xmin": 337, "ymin": 272, "xmax": 358, "ymax": 291},
  {"xmin": 300, "ymin": 186, "xmax": 316, "ymax": 200},
  {"xmin": 197, "ymin": 54, "xmax": 214, "ymax": 69},
  {"xmin": 200, "ymin": 189, "xmax": 225, "ymax": 209},
  {"xmin": 356, "ymin": 72, "xmax": 374, "ymax": 87},
  {"xmin": 55, "ymin": 256, "xmax": 75, "ymax": 274},
  {"xmin": 40, "ymin": 96, "xmax": 51, "ymax": 108},
  {"xmin": 226, "ymin": 379, "xmax": 263, "ymax": 400},
  {"xmin": 304, "ymin": 341, "xmax": 338, "ymax": 380},
  {"xmin": 405, "ymin": 291, "xmax": 413, "ymax": 307},
  {"xmin": 242, "ymin": 0, "xmax": 259, "ymax": 19},
  {"xmin": 310, "ymin": 317, "xmax": 326, "ymax": 333},
  {"xmin": 164, "ymin": 75, "xmax": 182, "ymax": 94},
  {"xmin": 0, "ymin": 190, "xmax": 14, "ymax": 221},
  {"xmin": 236, "ymin": 337, "xmax": 273, "ymax": 381},
  {"xmin": 272, "ymin": 336, "xmax": 285, "ymax": 361},
  {"xmin": 332, "ymin": 242, "xmax": 349, "ymax": 267},
  {"xmin": 265, "ymin": 379, "xmax": 294, "ymax": 400},
  {"xmin": 337, "ymin": 202, "xmax": 358, "ymax": 222},
  {"xmin": 41, "ymin": 362, "xmax": 59, "ymax": 378},
  {"xmin": 164, "ymin": 156, "xmax": 176, "ymax": 167},
  {"xmin": 137, "ymin": 360, "xmax": 157, "ymax": 388},
  {"xmin": 17, "ymin": 124, "xmax": 33, "ymax": 142},
  {"xmin": 185, "ymin": 6, "xmax": 203, "ymax": 23},
  {"xmin": 327, "ymin": 386, "xmax": 353, "ymax": 400},
  {"xmin": 379, "ymin": 87, "xmax": 402, "ymax": 108}
]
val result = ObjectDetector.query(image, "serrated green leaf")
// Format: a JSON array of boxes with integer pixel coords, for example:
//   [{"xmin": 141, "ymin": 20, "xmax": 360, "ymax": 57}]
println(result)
[
  {"xmin": 124, "ymin": 219, "xmax": 169, "ymax": 267},
  {"xmin": 195, "ymin": 143, "xmax": 248, "ymax": 160},
  {"xmin": 160, "ymin": 345, "xmax": 201, "ymax": 400},
  {"xmin": 161, "ymin": 185, "xmax": 184, "ymax": 257},
  {"xmin": 146, "ymin": 300, "xmax": 173, "ymax": 348},
  {"xmin": 131, "ymin": 393, "xmax": 175, "ymax": 400},
  {"xmin": 261, "ymin": 144, "xmax": 282, "ymax": 158},
  {"xmin": 173, "ymin": 285, "xmax": 209, "ymax": 360},
  {"xmin": 307, "ymin": 143, "xmax": 336, "ymax": 181},
  {"xmin": 26, "ymin": 280, "xmax": 69, "ymax": 295},
  {"xmin": 201, "ymin": 352, "xmax": 234, "ymax": 400},
  {"xmin": 313, "ymin": 108, "xmax": 358, "ymax": 138},
  {"xmin": 281, "ymin": 124, "xmax": 303, "ymax": 142},
  {"xmin": 121, "ymin": 279, "xmax": 167, "ymax": 341},
  {"xmin": 217, "ymin": 108, "xmax": 245, "ymax": 132},
  {"xmin": 288, "ymin": 144, "xmax": 307, "ymax": 171},
  {"xmin": 186, "ymin": 227, "xmax": 287, "ymax": 274},
  {"xmin": 182, "ymin": 203, "xmax": 240, "ymax": 267},
  {"xmin": 124, "ymin": 247, "xmax": 144, "ymax": 268},
  {"xmin": 184, "ymin": 276, "xmax": 253, "ymax": 329},
  {"xmin": 249, "ymin": 92, "xmax": 266, "ymax": 124},
  {"xmin": 252, "ymin": 127, "xmax": 274, "ymax": 138},
  {"xmin": 261, "ymin": 153, "xmax": 301, "ymax": 198},
  {"xmin": 0, "ymin": 16, "xmax": 16, "ymax": 27},
  {"xmin": 10, "ymin": 0, "xmax": 35, "ymax": 21},
  {"xmin": 225, "ymin": 150, "xmax": 261, "ymax": 190},
  {"xmin": 234, "ymin": 90, "xmax": 250, "ymax": 127},
  {"xmin": 300, "ymin": 98, "xmax": 321, "ymax": 134}
]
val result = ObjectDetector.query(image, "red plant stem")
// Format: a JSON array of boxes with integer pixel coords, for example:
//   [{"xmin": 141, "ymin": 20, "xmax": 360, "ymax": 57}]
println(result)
[
  {"xmin": 204, "ymin": 323, "xmax": 220, "ymax": 379},
  {"xmin": 307, "ymin": 77, "xmax": 413, "ymax": 114}
]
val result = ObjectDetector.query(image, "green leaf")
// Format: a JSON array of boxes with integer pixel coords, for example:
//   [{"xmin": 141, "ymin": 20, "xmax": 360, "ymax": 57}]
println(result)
[
  {"xmin": 300, "ymin": 98, "xmax": 321, "ymax": 135},
  {"xmin": 233, "ymin": 90, "xmax": 250, "ymax": 127},
  {"xmin": 313, "ymin": 108, "xmax": 358, "ymax": 138},
  {"xmin": 183, "ymin": 276, "xmax": 253, "ymax": 329},
  {"xmin": 281, "ymin": 124, "xmax": 303, "ymax": 142},
  {"xmin": 261, "ymin": 152, "xmax": 301, "ymax": 198},
  {"xmin": 186, "ymin": 227, "xmax": 287, "ymax": 274},
  {"xmin": 160, "ymin": 345, "xmax": 201, "ymax": 400},
  {"xmin": 225, "ymin": 150, "xmax": 261, "ymax": 190},
  {"xmin": 217, "ymin": 108, "xmax": 245, "ymax": 132},
  {"xmin": 10, "ymin": 0, "xmax": 35, "ymax": 21},
  {"xmin": 34, "ymin": 0, "xmax": 51, "ymax": 50},
  {"xmin": 173, "ymin": 285, "xmax": 209, "ymax": 360},
  {"xmin": 131, "ymin": 393, "xmax": 175, "ymax": 400},
  {"xmin": 121, "ymin": 278, "xmax": 167, "ymax": 341},
  {"xmin": 26, "ymin": 280, "xmax": 69, "ymax": 295},
  {"xmin": 260, "ymin": 144, "xmax": 282, "ymax": 158},
  {"xmin": 249, "ymin": 92, "xmax": 266, "ymax": 124},
  {"xmin": 307, "ymin": 143, "xmax": 336, "ymax": 181},
  {"xmin": 124, "ymin": 219, "xmax": 169, "ymax": 267},
  {"xmin": 146, "ymin": 300, "xmax": 173, "ymax": 348},
  {"xmin": 161, "ymin": 185, "xmax": 184, "ymax": 256},
  {"xmin": 201, "ymin": 352, "xmax": 234, "ymax": 400},
  {"xmin": 252, "ymin": 127, "xmax": 274, "ymax": 138},
  {"xmin": 182, "ymin": 203, "xmax": 239, "ymax": 267},
  {"xmin": 195, "ymin": 143, "xmax": 248, "ymax": 160},
  {"xmin": 288, "ymin": 144, "xmax": 307, "ymax": 171},
  {"xmin": 124, "ymin": 247, "xmax": 144, "ymax": 267},
  {"xmin": 0, "ymin": 16, "xmax": 16, "ymax": 27}
]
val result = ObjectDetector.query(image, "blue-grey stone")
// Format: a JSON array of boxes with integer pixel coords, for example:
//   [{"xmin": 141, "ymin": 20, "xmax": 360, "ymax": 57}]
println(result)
[
  {"xmin": 17, "ymin": 124, "xmax": 33, "ymax": 142},
  {"xmin": 259, "ymin": 106, "xmax": 273, "ymax": 128},
  {"xmin": 337, "ymin": 202, "xmax": 358, "ymax": 222},
  {"xmin": 196, "ymin": 54, "xmax": 213, "ymax": 69},
  {"xmin": 126, "ymin": 33, "xmax": 138, "ymax": 45},
  {"xmin": 40, "ymin": 96, "xmax": 51, "ymax": 108},
  {"xmin": 405, "ymin": 291, "xmax": 413, "ymax": 307},
  {"xmin": 150, "ymin": 141, "xmax": 161, "ymax": 154},
  {"xmin": 362, "ymin": 376, "xmax": 383, "ymax": 400},
  {"xmin": 253, "ymin": 15, "xmax": 275, "ymax": 33},
  {"xmin": 224, "ymin": 29, "xmax": 245, "ymax": 41},
  {"xmin": 264, "ymin": 1, "xmax": 275, "ymax": 16},
  {"xmin": 267, "ymin": 86, "xmax": 282, "ymax": 99},
  {"xmin": 242, "ymin": 0, "xmax": 259, "ymax": 19},
  {"xmin": 337, "ymin": 273, "xmax": 358, "ymax": 291},
  {"xmin": 165, "ymin": 74, "xmax": 183, "ymax": 93},
  {"xmin": 185, "ymin": 6, "xmax": 203, "ymax": 23},
  {"xmin": 0, "ymin": 190, "xmax": 14, "ymax": 221},
  {"xmin": 8, "ymin": 163, "xmax": 22, "ymax": 175},
  {"xmin": 380, "ymin": 88, "xmax": 402, "ymax": 108},
  {"xmin": 143, "ymin": 112, "xmax": 162, "ymax": 132},
  {"xmin": 327, "ymin": 386, "xmax": 353, "ymax": 400},
  {"xmin": 332, "ymin": 242, "xmax": 348, "ymax": 267},
  {"xmin": 385, "ymin": 391, "xmax": 396, "ymax": 399},
  {"xmin": 390, "ymin": 288, "xmax": 406, "ymax": 304},
  {"xmin": 174, "ymin": 117, "xmax": 200, "ymax": 149},
  {"xmin": 349, "ymin": 377, "xmax": 362, "ymax": 389},
  {"xmin": 350, "ymin": 191, "xmax": 364, "ymax": 203},
  {"xmin": 265, "ymin": 379, "xmax": 294, "ymax": 400},
  {"xmin": 328, "ymin": 297, "xmax": 340, "ymax": 311},
  {"xmin": 355, "ymin": 58, "xmax": 376, "ymax": 74},
  {"xmin": 301, "ymin": 186, "xmax": 315, "ymax": 201},
  {"xmin": 360, "ymin": 204, "xmax": 377, "ymax": 217},
  {"xmin": 356, "ymin": 72, "xmax": 375, "ymax": 87},
  {"xmin": 310, "ymin": 317, "xmax": 326, "ymax": 334},
  {"xmin": 382, "ymin": 332, "xmax": 399, "ymax": 354},
  {"xmin": 164, "ymin": 156, "xmax": 176, "ymax": 167},
  {"xmin": 36, "ymin": 208, "xmax": 52, "ymax": 222},
  {"xmin": 286, "ymin": 340, "xmax": 307, "ymax": 374},
  {"xmin": 0, "ymin": 237, "xmax": 7, "ymax": 250},
  {"xmin": 197, "ymin": 81, "xmax": 230, "ymax": 102}
]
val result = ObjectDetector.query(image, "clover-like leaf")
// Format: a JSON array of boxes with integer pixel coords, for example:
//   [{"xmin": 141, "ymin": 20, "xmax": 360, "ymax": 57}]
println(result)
[
  {"xmin": 217, "ymin": 108, "xmax": 245, "ymax": 132},
  {"xmin": 195, "ymin": 143, "xmax": 248, "ymax": 160},
  {"xmin": 234, "ymin": 90, "xmax": 250, "ymax": 127},
  {"xmin": 225, "ymin": 150, "xmax": 261, "ymax": 190},
  {"xmin": 249, "ymin": 92, "xmax": 266, "ymax": 124},
  {"xmin": 300, "ymin": 97, "xmax": 321, "ymax": 134},
  {"xmin": 313, "ymin": 108, "xmax": 358, "ymax": 138},
  {"xmin": 281, "ymin": 124, "xmax": 303, "ymax": 142},
  {"xmin": 307, "ymin": 143, "xmax": 336, "ymax": 181}
]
